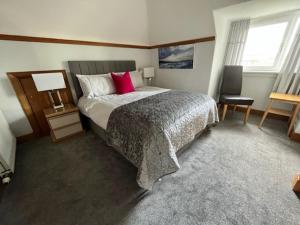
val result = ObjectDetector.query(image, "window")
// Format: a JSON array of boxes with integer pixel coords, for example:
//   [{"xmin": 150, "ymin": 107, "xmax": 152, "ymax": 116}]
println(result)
[
  {"xmin": 241, "ymin": 13, "xmax": 300, "ymax": 72},
  {"xmin": 242, "ymin": 22, "xmax": 288, "ymax": 68}
]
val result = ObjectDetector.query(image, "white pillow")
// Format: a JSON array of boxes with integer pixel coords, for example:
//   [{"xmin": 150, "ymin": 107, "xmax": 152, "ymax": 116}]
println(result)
[
  {"xmin": 130, "ymin": 71, "xmax": 144, "ymax": 88},
  {"xmin": 76, "ymin": 74, "xmax": 94, "ymax": 98},
  {"xmin": 76, "ymin": 74, "xmax": 116, "ymax": 97},
  {"xmin": 113, "ymin": 71, "xmax": 144, "ymax": 88}
]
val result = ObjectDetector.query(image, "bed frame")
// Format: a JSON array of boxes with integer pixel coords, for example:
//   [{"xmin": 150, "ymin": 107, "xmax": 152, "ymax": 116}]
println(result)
[
  {"xmin": 68, "ymin": 60, "xmax": 136, "ymax": 140},
  {"xmin": 68, "ymin": 60, "xmax": 136, "ymax": 99},
  {"xmin": 68, "ymin": 60, "xmax": 211, "ymax": 152}
]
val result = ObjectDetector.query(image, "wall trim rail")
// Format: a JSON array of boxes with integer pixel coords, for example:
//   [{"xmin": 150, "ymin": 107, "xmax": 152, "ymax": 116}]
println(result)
[
  {"xmin": 0, "ymin": 34, "xmax": 215, "ymax": 49},
  {"xmin": 150, "ymin": 36, "xmax": 215, "ymax": 48}
]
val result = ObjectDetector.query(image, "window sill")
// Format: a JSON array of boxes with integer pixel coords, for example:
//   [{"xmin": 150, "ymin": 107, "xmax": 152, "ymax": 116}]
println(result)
[
  {"xmin": 243, "ymin": 70, "xmax": 279, "ymax": 74},
  {"xmin": 243, "ymin": 71, "xmax": 278, "ymax": 78}
]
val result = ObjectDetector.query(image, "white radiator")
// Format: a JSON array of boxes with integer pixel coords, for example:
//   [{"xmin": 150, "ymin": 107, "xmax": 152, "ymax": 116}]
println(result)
[{"xmin": 0, "ymin": 110, "xmax": 16, "ymax": 184}]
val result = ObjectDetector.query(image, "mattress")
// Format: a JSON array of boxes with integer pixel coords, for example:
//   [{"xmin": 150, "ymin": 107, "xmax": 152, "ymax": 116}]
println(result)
[{"xmin": 77, "ymin": 86, "xmax": 169, "ymax": 130}]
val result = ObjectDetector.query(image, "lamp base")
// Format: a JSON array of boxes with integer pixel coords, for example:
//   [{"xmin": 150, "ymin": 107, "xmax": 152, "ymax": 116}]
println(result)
[
  {"xmin": 48, "ymin": 90, "xmax": 64, "ymax": 110},
  {"xmin": 145, "ymin": 77, "xmax": 153, "ymax": 86}
]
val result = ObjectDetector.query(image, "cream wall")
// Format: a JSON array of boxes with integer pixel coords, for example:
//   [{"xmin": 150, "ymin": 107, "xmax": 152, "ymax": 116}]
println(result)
[
  {"xmin": 147, "ymin": 0, "xmax": 244, "ymax": 93},
  {"xmin": 0, "ymin": 41, "xmax": 152, "ymax": 136},
  {"xmin": 0, "ymin": 0, "xmax": 149, "ymax": 45},
  {"xmin": 151, "ymin": 42, "xmax": 215, "ymax": 93},
  {"xmin": 0, "ymin": 0, "xmax": 245, "ymax": 137},
  {"xmin": 147, "ymin": 0, "xmax": 244, "ymax": 45},
  {"xmin": 0, "ymin": 0, "xmax": 151, "ymax": 137}
]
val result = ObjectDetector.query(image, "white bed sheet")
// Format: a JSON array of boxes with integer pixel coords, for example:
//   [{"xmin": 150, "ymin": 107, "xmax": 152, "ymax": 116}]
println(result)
[{"xmin": 77, "ymin": 86, "xmax": 169, "ymax": 130}]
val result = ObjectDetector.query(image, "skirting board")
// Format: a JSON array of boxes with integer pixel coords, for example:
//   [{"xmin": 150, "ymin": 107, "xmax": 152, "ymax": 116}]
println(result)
[
  {"xmin": 16, "ymin": 133, "xmax": 35, "ymax": 144},
  {"xmin": 233, "ymin": 106, "xmax": 289, "ymax": 121},
  {"xmin": 17, "ymin": 106, "xmax": 299, "ymax": 143},
  {"xmin": 234, "ymin": 106, "xmax": 299, "ymax": 142}
]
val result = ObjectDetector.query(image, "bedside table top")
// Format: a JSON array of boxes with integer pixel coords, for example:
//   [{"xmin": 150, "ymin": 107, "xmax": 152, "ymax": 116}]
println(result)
[{"xmin": 44, "ymin": 104, "xmax": 79, "ymax": 118}]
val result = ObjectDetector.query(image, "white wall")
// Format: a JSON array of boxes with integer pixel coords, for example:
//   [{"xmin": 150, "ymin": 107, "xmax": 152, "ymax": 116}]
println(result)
[
  {"xmin": 0, "ymin": 0, "xmax": 149, "ymax": 45},
  {"xmin": 147, "ymin": 0, "xmax": 243, "ymax": 93},
  {"xmin": 0, "ymin": 0, "xmax": 152, "ymax": 137}
]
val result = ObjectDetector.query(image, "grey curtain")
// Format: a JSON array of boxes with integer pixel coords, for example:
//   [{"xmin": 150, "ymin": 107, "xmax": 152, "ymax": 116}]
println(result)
[
  {"xmin": 273, "ymin": 26, "xmax": 300, "ymax": 94},
  {"xmin": 224, "ymin": 19, "xmax": 250, "ymax": 65}
]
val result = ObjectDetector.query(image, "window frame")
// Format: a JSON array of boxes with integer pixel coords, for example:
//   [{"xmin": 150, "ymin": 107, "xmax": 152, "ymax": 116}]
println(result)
[{"xmin": 242, "ymin": 12, "xmax": 299, "ymax": 73}]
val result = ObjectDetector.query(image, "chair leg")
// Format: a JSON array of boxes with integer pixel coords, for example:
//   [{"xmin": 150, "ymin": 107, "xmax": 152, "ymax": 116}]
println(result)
[
  {"xmin": 217, "ymin": 103, "xmax": 221, "ymax": 112},
  {"xmin": 233, "ymin": 105, "xmax": 237, "ymax": 112},
  {"xmin": 222, "ymin": 104, "xmax": 228, "ymax": 121},
  {"xmin": 244, "ymin": 105, "xmax": 251, "ymax": 124}
]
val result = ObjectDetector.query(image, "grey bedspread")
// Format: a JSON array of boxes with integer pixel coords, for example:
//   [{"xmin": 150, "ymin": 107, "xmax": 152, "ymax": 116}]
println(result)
[{"xmin": 106, "ymin": 90, "xmax": 219, "ymax": 190}]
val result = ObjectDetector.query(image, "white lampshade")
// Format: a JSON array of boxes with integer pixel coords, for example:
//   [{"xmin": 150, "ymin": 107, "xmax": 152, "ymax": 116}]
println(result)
[
  {"xmin": 143, "ymin": 67, "xmax": 155, "ymax": 78},
  {"xmin": 32, "ymin": 72, "xmax": 66, "ymax": 91}
]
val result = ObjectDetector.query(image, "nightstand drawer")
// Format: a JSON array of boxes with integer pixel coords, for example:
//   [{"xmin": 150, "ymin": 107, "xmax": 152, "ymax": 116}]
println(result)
[
  {"xmin": 48, "ymin": 112, "xmax": 80, "ymax": 129},
  {"xmin": 52, "ymin": 122, "xmax": 83, "ymax": 139}
]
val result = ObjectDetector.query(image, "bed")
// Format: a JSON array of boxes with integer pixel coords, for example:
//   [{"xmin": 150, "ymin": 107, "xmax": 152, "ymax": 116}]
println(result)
[{"xmin": 68, "ymin": 60, "xmax": 219, "ymax": 190}]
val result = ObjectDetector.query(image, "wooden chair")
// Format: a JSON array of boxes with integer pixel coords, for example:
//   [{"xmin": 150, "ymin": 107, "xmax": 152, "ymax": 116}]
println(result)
[{"xmin": 219, "ymin": 65, "xmax": 254, "ymax": 124}]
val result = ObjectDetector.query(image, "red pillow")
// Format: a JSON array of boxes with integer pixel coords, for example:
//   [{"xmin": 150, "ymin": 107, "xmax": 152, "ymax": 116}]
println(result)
[{"xmin": 111, "ymin": 71, "xmax": 135, "ymax": 94}]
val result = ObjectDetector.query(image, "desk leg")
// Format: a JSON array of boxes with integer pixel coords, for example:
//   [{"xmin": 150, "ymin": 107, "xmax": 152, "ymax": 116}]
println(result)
[
  {"xmin": 259, "ymin": 100, "xmax": 273, "ymax": 128},
  {"xmin": 288, "ymin": 103, "xmax": 300, "ymax": 136},
  {"xmin": 288, "ymin": 104, "xmax": 297, "ymax": 125}
]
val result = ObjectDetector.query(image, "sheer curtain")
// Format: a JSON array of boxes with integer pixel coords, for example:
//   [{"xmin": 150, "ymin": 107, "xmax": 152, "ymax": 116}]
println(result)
[
  {"xmin": 273, "ymin": 26, "xmax": 300, "ymax": 94},
  {"xmin": 224, "ymin": 19, "xmax": 250, "ymax": 65}
]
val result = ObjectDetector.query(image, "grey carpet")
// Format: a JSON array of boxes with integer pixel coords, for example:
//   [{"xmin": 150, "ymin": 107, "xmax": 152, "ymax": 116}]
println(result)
[{"xmin": 0, "ymin": 113, "xmax": 299, "ymax": 225}]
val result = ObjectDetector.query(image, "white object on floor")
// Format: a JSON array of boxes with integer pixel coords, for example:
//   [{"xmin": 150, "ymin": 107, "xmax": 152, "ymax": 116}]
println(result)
[
  {"xmin": 0, "ymin": 109, "xmax": 16, "ymax": 184},
  {"xmin": 78, "ymin": 86, "xmax": 169, "ymax": 130}
]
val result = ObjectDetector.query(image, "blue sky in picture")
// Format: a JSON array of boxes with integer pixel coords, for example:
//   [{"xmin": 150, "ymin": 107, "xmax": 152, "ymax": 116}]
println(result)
[{"xmin": 159, "ymin": 44, "xmax": 194, "ymax": 69}]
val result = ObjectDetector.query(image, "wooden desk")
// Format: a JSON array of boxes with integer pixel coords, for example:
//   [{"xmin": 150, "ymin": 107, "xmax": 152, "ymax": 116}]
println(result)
[{"xmin": 259, "ymin": 92, "xmax": 300, "ymax": 136}]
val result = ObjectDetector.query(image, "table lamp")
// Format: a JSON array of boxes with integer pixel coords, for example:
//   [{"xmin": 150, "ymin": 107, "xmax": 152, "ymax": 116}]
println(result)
[
  {"xmin": 32, "ymin": 72, "xmax": 66, "ymax": 109},
  {"xmin": 143, "ymin": 67, "xmax": 155, "ymax": 85}
]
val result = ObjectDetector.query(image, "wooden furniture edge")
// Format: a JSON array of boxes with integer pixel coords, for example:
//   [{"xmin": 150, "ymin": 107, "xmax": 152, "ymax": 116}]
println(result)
[
  {"xmin": 7, "ymin": 70, "xmax": 74, "ymax": 139},
  {"xmin": 0, "ymin": 34, "xmax": 215, "ymax": 49},
  {"xmin": 44, "ymin": 104, "xmax": 78, "ymax": 118},
  {"xmin": 7, "ymin": 73, "xmax": 41, "ymax": 137},
  {"xmin": 290, "ymin": 131, "xmax": 300, "ymax": 142}
]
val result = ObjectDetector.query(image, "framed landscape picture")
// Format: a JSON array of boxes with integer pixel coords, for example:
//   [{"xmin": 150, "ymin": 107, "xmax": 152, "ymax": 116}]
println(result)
[{"xmin": 159, "ymin": 44, "xmax": 194, "ymax": 69}]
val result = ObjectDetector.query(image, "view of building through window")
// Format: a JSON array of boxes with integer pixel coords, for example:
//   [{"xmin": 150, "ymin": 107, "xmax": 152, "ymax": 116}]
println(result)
[{"xmin": 242, "ymin": 22, "xmax": 288, "ymax": 68}]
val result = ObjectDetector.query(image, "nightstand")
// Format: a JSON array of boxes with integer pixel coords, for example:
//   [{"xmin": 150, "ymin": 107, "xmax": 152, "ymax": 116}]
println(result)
[{"xmin": 44, "ymin": 104, "xmax": 84, "ymax": 142}]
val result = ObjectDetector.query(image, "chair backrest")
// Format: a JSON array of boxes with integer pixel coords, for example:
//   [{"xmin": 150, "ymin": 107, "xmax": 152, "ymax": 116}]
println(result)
[{"xmin": 220, "ymin": 65, "xmax": 243, "ymax": 95}]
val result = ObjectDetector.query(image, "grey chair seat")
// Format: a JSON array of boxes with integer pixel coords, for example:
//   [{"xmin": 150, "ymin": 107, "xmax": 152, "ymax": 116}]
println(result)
[{"xmin": 220, "ymin": 95, "xmax": 254, "ymax": 105}]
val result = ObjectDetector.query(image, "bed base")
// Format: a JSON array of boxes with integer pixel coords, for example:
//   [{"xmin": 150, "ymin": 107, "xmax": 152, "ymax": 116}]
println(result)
[{"xmin": 86, "ymin": 115, "xmax": 213, "ymax": 156}]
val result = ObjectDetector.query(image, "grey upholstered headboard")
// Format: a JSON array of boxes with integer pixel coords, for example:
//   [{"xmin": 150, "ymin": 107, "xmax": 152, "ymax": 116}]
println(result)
[{"xmin": 68, "ymin": 60, "xmax": 136, "ymax": 99}]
